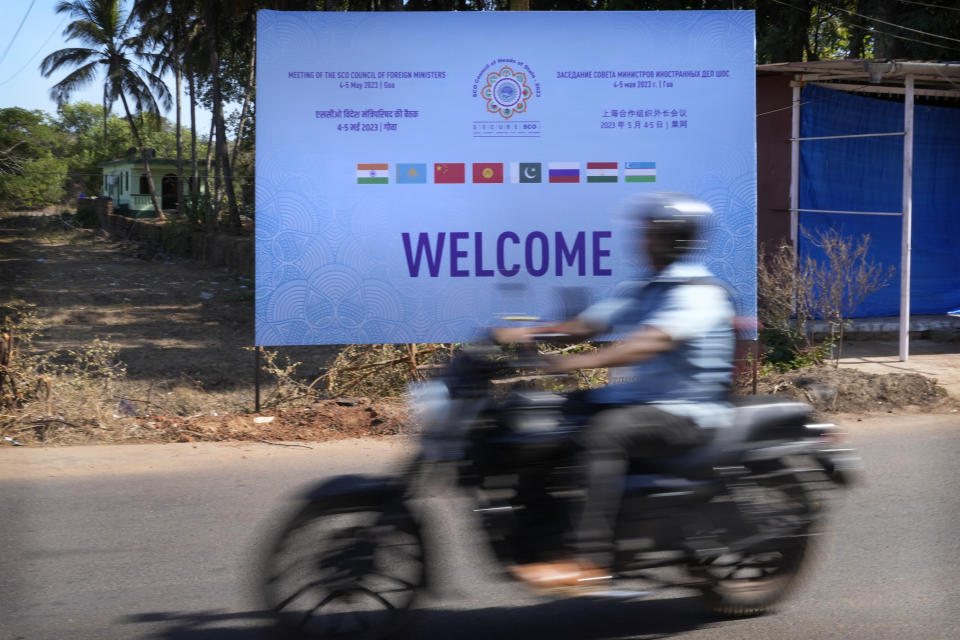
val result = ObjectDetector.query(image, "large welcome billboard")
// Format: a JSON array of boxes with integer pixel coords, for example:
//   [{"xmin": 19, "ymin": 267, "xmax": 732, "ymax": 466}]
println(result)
[{"xmin": 256, "ymin": 10, "xmax": 756, "ymax": 345}]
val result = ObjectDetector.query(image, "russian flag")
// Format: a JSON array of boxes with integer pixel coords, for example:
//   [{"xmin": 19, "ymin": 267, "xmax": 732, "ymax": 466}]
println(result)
[{"xmin": 548, "ymin": 162, "xmax": 580, "ymax": 183}]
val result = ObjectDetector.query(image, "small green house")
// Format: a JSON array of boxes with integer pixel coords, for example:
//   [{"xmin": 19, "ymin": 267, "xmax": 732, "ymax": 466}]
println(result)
[{"xmin": 99, "ymin": 152, "xmax": 192, "ymax": 217}]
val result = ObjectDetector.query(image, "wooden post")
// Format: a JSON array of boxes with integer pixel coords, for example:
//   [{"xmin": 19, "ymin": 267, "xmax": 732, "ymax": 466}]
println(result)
[{"xmin": 407, "ymin": 344, "xmax": 419, "ymax": 380}]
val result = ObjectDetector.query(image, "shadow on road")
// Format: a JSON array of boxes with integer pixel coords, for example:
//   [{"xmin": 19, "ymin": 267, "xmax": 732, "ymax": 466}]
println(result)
[{"xmin": 119, "ymin": 595, "xmax": 712, "ymax": 639}]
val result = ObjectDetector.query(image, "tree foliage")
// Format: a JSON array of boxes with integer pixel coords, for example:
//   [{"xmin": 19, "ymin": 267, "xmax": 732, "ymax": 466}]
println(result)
[
  {"xmin": 0, "ymin": 108, "xmax": 68, "ymax": 209},
  {"xmin": 0, "ymin": 103, "xmax": 206, "ymax": 210},
  {"xmin": 10, "ymin": 0, "xmax": 957, "ymax": 215}
]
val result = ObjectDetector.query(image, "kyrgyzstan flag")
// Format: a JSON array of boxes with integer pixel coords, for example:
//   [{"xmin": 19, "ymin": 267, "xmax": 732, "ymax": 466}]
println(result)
[
  {"xmin": 434, "ymin": 163, "xmax": 465, "ymax": 184},
  {"xmin": 472, "ymin": 162, "xmax": 504, "ymax": 184}
]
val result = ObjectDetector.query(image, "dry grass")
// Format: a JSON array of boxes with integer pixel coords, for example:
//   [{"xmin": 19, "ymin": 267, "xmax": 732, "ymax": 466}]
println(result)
[{"xmin": 0, "ymin": 213, "xmax": 328, "ymax": 444}]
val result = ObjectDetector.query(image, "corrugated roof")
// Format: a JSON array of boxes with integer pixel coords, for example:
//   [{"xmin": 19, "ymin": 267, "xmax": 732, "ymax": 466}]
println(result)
[{"xmin": 757, "ymin": 59, "xmax": 960, "ymax": 100}]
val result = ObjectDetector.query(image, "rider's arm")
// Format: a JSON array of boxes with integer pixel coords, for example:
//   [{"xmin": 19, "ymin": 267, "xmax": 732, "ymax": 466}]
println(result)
[
  {"xmin": 493, "ymin": 290, "xmax": 638, "ymax": 344},
  {"xmin": 547, "ymin": 283, "xmax": 732, "ymax": 373},
  {"xmin": 492, "ymin": 317, "xmax": 598, "ymax": 345},
  {"xmin": 546, "ymin": 325, "xmax": 674, "ymax": 372}
]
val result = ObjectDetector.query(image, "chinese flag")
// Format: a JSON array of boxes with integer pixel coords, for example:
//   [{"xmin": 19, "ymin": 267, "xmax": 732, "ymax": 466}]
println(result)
[
  {"xmin": 472, "ymin": 162, "xmax": 504, "ymax": 184},
  {"xmin": 434, "ymin": 163, "xmax": 465, "ymax": 184}
]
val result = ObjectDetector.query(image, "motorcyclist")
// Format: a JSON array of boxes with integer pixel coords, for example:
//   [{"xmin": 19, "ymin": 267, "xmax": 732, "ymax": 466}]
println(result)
[{"xmin": 492, "ymin": 192, "xmax": 736, "ymax": 590}]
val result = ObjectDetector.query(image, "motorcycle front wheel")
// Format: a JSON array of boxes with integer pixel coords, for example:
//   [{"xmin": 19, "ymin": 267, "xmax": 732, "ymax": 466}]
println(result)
[{"xmin": 260, "ymin": 497, "xmax": 425, "ymax": 640}]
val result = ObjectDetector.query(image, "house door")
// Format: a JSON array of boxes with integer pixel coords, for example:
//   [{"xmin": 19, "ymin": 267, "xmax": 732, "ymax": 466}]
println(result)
[{"xmin": 161, "ymin": 175, "xmax": 178, "ymax": 210}]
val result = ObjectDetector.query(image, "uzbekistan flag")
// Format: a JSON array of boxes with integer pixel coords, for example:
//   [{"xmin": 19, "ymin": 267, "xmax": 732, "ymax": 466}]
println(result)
[
  {"xmin": 434, "ymin": 163, "xmax": 465, "ymax": 184},
  {"xmin": 396, "ymin": 163, "xmax": 427, "ymax": 184},
  {"xmin": 586, "ymin": 162, "xmax": 618, "ymax": 183},
  {"xmin": 472, "ymin": 162, "xmax": 504, "ymax": 183},
  {"xmin": 548, "ymin": 162, "xmax": 580, "ymax": 183},
  {"xmin": 624, "ymin": 162, "xmax": 656, "ymax": 182},
  {"xmin": 357, "ymin": 163, "xmax": 388, "ymax": 184}
]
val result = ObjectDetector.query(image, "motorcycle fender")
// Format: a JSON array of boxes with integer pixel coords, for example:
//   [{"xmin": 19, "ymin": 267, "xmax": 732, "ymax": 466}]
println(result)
[
  {"xmin": 300, "ymin": 474, "xmax": 406, "ymax": 505},
  {"xmin": 815, "ymin": 449, "xmax": 862, "ymax": 486}
]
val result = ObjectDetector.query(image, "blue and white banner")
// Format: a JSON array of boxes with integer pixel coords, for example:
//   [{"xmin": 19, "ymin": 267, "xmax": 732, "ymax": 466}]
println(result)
[{"xmin": 256, "ymin": 10, "xmax": 756, "ymax": 345}]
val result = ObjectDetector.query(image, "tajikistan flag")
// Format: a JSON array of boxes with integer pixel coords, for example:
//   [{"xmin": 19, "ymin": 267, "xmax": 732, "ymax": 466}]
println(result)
[
  {"xmin": 624, "ymin": 162, "xmax": 656, "ymax": 183},
  {"xmin": 586, "ymin": 162, "xmax": 618, "ymax": 183},
  {"xmin": 357, "ymin": 163, "xmax": 388, "ymax": 184}
]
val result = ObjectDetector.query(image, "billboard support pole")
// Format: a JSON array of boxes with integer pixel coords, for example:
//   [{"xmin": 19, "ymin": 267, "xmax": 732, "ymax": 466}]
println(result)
[
  {"xmin": 900, "ymin": 75, "xmax": 914, "ymax": 362},
  {"xmin": 255, "ymin": 346, "xmax": 262, "ymax": 412}
]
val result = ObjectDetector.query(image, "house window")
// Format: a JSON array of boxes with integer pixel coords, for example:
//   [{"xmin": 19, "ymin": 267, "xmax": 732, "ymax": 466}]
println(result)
[{"xmin": 140, "ymin": 175, "xmax": 149, "ymax": 195}]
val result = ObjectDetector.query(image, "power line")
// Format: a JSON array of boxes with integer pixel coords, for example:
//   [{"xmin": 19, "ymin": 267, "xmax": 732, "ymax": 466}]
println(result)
[
  {"xmin": 822, "ymin": 0, "xmax": 960, "ymax": 45},
  {"xmin": 0, "ymin": 0, "xmax": 37, "ymax": 67},
  {"xmin": 896, "ymin": 0, "xmax": 960, "ymax": 13},
  {"xmin": 769, "ymin": 0, "xmax": 960, "ymax": 53},
  {"xmin": 0, "ymin": 16, "xmax": 68, "ymax": 88},
  {"xmin": 755, "ymin": 83, "xmax": 876, "ymax": 118}
]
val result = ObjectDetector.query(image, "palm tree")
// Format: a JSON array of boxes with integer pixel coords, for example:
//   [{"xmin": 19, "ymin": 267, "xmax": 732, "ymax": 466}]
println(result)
[
  {"xmin": 41, "ymin": 0, "xmax": 171, "ymax": 218},
  {"xmin": 131, "ymin": 0, "xmax": 193, "ymax": 217}
]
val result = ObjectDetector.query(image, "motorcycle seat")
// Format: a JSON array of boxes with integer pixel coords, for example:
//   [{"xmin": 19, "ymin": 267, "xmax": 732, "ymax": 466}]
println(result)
[
  {"xmin": 632, "ymin": 396, "xmax": 812, "ymax": 477},
  {"xmin": 505, "ymin": 390, "xmax": 568, "ymax": 410}
]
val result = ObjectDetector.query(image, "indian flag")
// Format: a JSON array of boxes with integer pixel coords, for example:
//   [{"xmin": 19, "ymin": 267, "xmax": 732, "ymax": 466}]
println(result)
[
  {"xmin": 586, "ymin": 162, "xmax": 618, "ymax": 183},
  {"xmin": 624, "ymin": 162, "xmax": 656, "ymax": 182},
  {"xmin": 357, "ymin": 163, "xmax": 388, "ymax": 184}
]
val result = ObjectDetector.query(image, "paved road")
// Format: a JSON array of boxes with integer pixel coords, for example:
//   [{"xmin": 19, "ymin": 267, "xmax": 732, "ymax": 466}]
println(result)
[{"xmin": 1, "ymin": 414, "xmax": 958, "ymax": 639}]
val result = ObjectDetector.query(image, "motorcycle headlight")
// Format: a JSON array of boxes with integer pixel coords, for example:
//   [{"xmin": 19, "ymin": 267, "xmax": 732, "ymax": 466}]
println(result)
[{"xmin": 406, "ymin": 380, "xmax": 451, "ymax": 430}]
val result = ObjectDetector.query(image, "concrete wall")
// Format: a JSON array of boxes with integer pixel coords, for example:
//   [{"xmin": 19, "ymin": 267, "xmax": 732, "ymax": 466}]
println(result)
[{"xmin": 83, "ymin": 197, "xmax": 253, "ymax": 277}]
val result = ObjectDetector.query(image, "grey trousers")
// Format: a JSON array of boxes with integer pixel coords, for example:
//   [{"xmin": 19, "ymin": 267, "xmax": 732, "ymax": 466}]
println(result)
[{"xmin": 573, "ymin": 404, "xmax": 707, "ymax": 566}]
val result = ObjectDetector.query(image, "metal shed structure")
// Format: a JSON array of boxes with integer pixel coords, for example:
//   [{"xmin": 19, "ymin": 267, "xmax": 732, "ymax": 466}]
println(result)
[{"xmin": 756, "ymin": 60, "xmax": 960, "ymax": 361}]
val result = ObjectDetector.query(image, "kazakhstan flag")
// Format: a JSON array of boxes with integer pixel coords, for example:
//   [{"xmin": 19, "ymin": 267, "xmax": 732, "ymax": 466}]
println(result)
[{"xmin": 396, "ymin": 163, "xmax": 427, "ymax": 184}]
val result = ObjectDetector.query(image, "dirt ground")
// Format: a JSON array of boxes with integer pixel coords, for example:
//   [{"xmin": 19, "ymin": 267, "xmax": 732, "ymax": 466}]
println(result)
[
  {"xmin": 837, "ymin": 338, "xmax": 960, "ymax": 399},
  {"xmin": 0, "ymin": 213, "xmax": 344, "ymax": 445},
  {"xmin": 1, "ymin": 212, "xmax": 957, "ymax": 447}
]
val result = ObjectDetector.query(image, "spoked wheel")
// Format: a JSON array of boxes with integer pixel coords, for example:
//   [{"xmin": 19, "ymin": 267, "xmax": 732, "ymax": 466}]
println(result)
[
  {"xmin": 695, "ymin": 474, "xmax": 816, "ymax": 617},
  {"xmin": 261, "ymin": 499, "xmax": 425, "ymax": 640}
]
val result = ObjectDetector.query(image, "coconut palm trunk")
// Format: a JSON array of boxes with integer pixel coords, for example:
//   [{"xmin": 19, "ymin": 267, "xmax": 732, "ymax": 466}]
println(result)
[
  {"xmin": 187, "ymin": 59, "xmax": 199, "ymax": 213},
  {"xmin": 229, "ymin": 28, "xmax": 255, "ymax": 191},
  {"xmin": 207, "ymin": 21, "xmax": 239, "ymax": 230},
  {"xmin": 118, "ymin": 91, "xmax": 164, "ymax": 218}
]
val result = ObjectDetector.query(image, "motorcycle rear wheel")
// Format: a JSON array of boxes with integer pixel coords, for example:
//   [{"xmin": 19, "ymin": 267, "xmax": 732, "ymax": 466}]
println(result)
[
  {"xmin": 261, "ymin": 498, "xmax": 425, "ymax": 640},
  {"xmin": 695, "ymin": 475, "xmax": 815, "ymax": 617}
]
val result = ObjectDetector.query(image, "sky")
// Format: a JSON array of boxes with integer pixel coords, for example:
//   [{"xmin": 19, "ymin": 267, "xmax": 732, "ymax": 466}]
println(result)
[{"xmin": 0, "ymin": 0, "xmax": 215, "ymax": 134}]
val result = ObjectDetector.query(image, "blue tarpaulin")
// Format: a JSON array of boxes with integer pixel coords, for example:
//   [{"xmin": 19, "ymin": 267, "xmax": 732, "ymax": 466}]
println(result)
[{"xmin": 799, "ymin": 84, "xmax": 960, "ymax": 317}]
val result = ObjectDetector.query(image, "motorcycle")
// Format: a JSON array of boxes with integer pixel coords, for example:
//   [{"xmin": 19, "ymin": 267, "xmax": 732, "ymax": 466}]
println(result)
[{"xmin": 259, "ymin": 344, "xmax": 859, "ymax": 639}]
